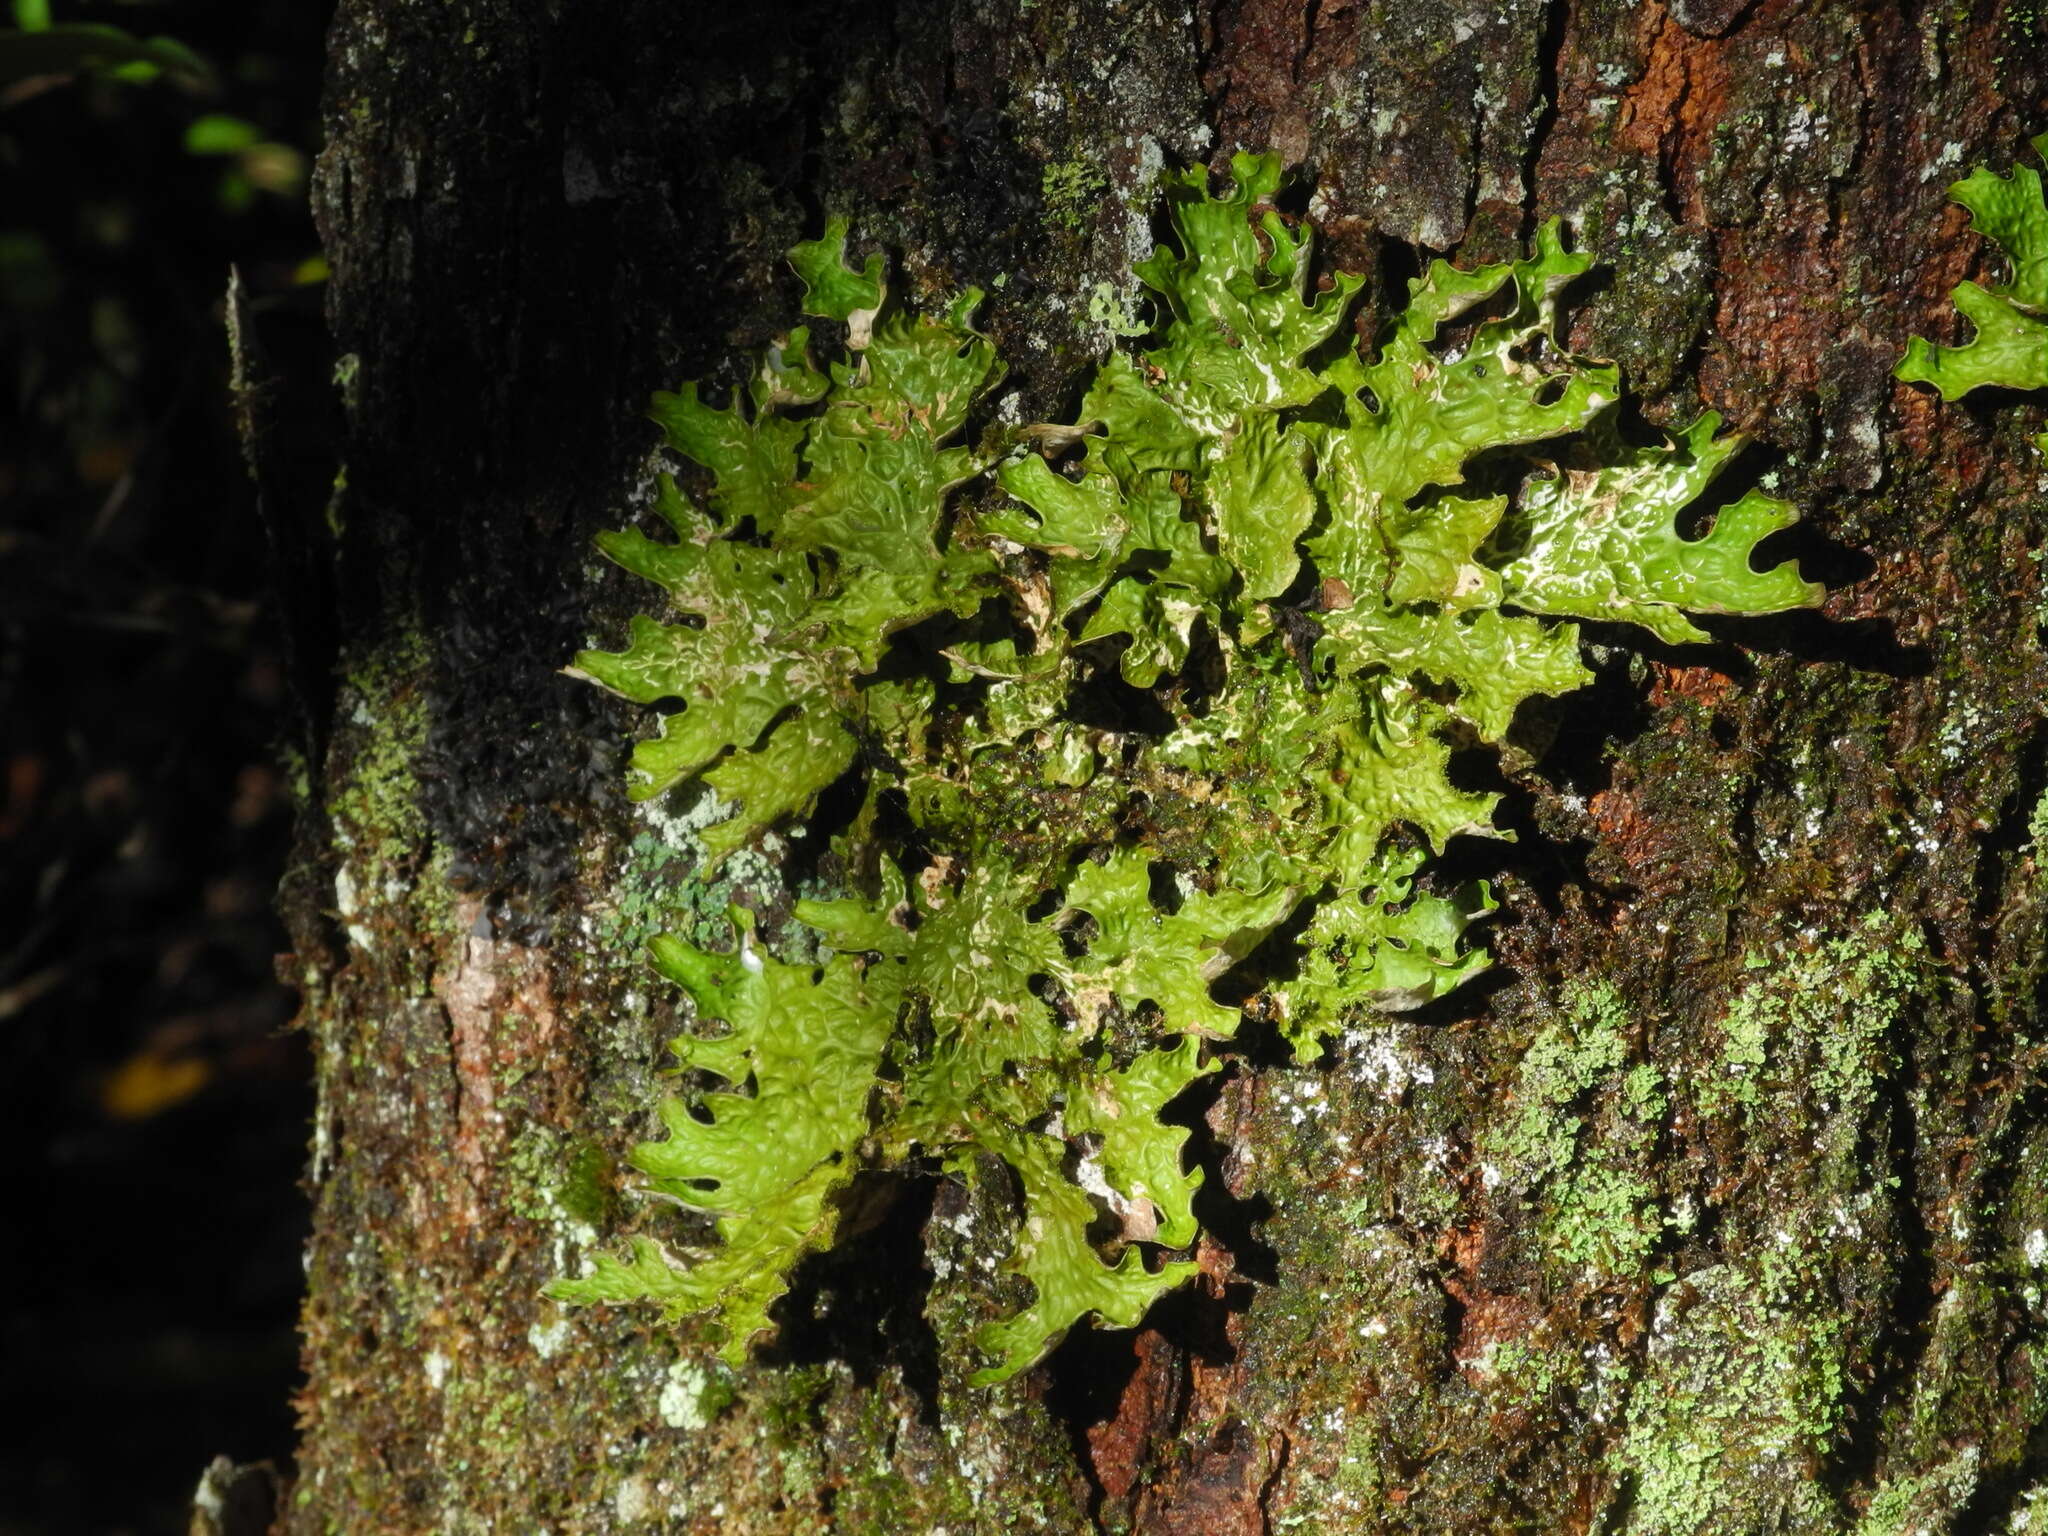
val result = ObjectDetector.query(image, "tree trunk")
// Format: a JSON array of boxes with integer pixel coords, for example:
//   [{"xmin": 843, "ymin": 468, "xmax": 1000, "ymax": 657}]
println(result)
[{"xmin": 280, "ymin": 1, "xmax": 2048, "ymax": 1530}]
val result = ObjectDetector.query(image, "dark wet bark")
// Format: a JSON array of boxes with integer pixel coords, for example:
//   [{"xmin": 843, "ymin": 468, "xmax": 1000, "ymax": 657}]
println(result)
[{"xmin": 279, "ymin": 2, "xmax": 2048, "ymax": 1530}]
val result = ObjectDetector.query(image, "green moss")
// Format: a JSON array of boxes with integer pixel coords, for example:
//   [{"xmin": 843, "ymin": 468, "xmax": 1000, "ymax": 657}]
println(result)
[
  {"xmin": 327, "ymin": 626, "xmax": 455, "ymax": 986},
  {"xmin": 556, "ymin": 1138, "xmax": 617, "ymax": 1231},
  {"xmin": 1040, "ymin": 155, "xmax": 1108, "ymax": 233},
  {"xmin": 822, "ymin": 1384, "xmax": 941, "ymax": 1533},
  {"xmin": 758, "ymin": 1361, "xmax": 835, "ymax": 1443},
  {"xmin": 503, "ymin": 1123, "xmax": 615, "ymax": 1237},
  {"xmin": 331, "ymin": 631, "xmax": 428, "ymax": 871}
]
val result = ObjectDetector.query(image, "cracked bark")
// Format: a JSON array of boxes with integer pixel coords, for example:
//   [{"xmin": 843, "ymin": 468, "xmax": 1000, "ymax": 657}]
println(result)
[{"xmin": 279, "ymin": 1, "xmax": 2048, "ymax": 1531}]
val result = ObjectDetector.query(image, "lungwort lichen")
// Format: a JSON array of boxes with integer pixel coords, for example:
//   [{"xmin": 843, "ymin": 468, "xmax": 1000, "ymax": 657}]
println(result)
[
  {"xmin": 552, "ymin": 153, "xmax": 1820, "ymax": 1383},
  {"xmin": 1898, "ymin": 132, "xmax": 2048, "ymax": 442}
]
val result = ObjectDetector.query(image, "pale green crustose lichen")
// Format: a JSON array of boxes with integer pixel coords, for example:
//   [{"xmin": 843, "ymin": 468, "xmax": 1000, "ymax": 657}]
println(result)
[
  {"xmin": 1611, "ymin": 915, "xmax": 1931, "ymax": 1533},
  {"xmin": 1482, "ymin": 982, "xmax": 1668, "ymax": 1283},
  {"xmin": 553, "ymin": 153, "xmax": 1821, "ymax": 1383}
]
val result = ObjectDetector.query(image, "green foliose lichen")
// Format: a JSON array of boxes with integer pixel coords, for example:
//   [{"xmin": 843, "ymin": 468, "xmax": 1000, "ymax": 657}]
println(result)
[
  {"xmin": 1898, "ymin": 133, "xmax": 2048, "ymax": 445},
  {"xmin": 554, "ymin": 154, "xmax": 1821, "ymax": 1383}
]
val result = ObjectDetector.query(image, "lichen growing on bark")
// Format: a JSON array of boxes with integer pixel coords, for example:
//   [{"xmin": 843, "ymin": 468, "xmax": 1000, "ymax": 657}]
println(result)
[
  {"xmin": 555, "ymin": 152, "xmax": 1822, "ymax": 1384},
  {"xmin": 1898, "ymin": 131, "xmax": 2048, "ymax": 442}
]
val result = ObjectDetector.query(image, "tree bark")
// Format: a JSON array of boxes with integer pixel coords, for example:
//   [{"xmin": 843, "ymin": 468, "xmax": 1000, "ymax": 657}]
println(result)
[{"xmin": 283, "ymin": 1, "xmax": 2048, "ymax": 1530}]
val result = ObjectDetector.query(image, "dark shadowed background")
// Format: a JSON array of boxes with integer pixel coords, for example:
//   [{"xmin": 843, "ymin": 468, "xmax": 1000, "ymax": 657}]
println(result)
[{"xmin": 0, "ymin": 2, "xmax": 331, "ymax": 1530}]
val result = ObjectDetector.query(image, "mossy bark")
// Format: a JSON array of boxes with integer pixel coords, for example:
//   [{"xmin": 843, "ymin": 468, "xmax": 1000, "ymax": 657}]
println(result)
[{"xmin": 283, "ymin": 2, "xmax": 2048, "ymax": 1531}]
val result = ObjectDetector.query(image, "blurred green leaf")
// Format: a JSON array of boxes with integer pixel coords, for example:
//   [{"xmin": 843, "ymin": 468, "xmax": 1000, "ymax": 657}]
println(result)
[
  {"xmin": 182, "ymin": 113, "xmax": 259, "ymax": 154},
  {"xmin": 0, "ymin": 24, "xmax": 212, "ymax": 90},
  {"xmin": 215, "ymin": 170, "xmax": 254, "ymax": 213},
  {"xmin": 13, "ymin": 0, "xmax": 49, "ymax": 34},
  {"xmin": 241, "ymin": 141, "xmax": 304, "ymax": 195}
]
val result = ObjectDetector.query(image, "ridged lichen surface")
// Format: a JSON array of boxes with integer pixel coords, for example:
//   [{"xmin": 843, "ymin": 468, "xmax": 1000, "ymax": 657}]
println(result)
[{"xmin": 556, "ymin": 153, "xmax": 1819, "ymax": 1384}]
